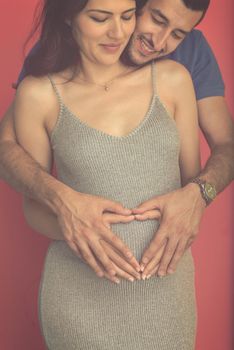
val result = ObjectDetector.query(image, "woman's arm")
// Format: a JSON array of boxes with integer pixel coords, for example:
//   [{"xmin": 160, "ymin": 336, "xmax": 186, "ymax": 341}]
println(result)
[
  {"xmin": 153, "ymin": 59, "xmax": 201, "ymax": 183},
  {"xmin": 135, "ymin": 61, "xmax": 202, "ymax": 278},
  {"xmin": 173, "ymin": 63, "xmax": 201, "ymax": 184},
  {"xmin": 13, "ymin": 76, "xmax": 61, "ymax": 237}
]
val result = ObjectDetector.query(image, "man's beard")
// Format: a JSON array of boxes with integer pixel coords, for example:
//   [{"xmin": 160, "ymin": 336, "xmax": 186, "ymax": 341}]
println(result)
[
  {"xmin": 120, "ymin": 39, "xmax": 141, "ymax": 67},
  {"xmin": 120, "ymin": 38, "xmax": 150, "ymax": 67},
  {"xmin": 121, "ymin": 35, "xmax": 164, "ymax": 67}
]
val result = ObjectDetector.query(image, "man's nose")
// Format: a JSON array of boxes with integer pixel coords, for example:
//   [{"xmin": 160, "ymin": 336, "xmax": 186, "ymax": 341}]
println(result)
[{"xmin": 153, "ymin": 28, "xmax": 170, "ymax": 52}]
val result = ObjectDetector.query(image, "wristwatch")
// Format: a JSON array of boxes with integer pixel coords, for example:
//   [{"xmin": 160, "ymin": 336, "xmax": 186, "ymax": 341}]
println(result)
[{"xmin": 190, "ymin": 177, "xmax": 217, "ymax": 206}]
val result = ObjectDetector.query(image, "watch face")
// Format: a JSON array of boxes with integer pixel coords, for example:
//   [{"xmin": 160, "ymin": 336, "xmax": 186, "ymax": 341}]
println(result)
[{"xmin": 204, "ymin": 183, "xmax": 216, "ymax": 200}]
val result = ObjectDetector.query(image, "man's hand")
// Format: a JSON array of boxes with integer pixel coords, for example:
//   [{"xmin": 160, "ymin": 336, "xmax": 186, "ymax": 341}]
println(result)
[
  {"xmin": 132, "ymin": 184, "xmax": 206, "ymax": 278},
  {"xmin": 55, "ymin": 189, "xmax": 141, "ymax": 279}
]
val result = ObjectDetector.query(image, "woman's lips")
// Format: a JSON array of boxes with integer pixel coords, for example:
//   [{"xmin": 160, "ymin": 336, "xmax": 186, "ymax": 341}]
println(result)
[{"xmin": 100, "ymin": 43, "xmax": 122, "ymax": 53}]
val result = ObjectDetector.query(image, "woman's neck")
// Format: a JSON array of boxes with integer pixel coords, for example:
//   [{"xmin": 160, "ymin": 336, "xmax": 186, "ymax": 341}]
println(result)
[{"xmin": 77, "ymin": 57, "xmax": 129, "ymax": 85}]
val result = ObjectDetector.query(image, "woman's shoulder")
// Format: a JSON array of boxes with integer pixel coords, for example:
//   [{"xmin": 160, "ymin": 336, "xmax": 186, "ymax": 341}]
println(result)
[
  {"xmin": 156, "ymin": 59, "xmax": 192, "ymax": 88},
  {"xmin": 16, "ymin": 75, "xmax": 54, "ymax": 102},
  {"xmin": 15, "ymin": 75, "xmax": 59, "ymax": 121},
  {"xmin": 155, "ymin": 59, "xmax": 196, "ymax": 114}
]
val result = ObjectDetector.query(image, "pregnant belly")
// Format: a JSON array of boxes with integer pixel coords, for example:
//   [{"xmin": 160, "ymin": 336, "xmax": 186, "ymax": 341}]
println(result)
[{"xmin": 111, "ymin": 219, "xmax": 160, "ymax": 261}]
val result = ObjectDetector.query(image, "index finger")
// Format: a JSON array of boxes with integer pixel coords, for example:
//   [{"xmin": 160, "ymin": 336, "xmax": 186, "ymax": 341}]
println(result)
[
  {"xmin": 140, "ymin": 230, "xmax": 167, "ymax": 268},
  {"xmin": 101, "ymin": 226, "xmax": 140, "ymax": 272}
]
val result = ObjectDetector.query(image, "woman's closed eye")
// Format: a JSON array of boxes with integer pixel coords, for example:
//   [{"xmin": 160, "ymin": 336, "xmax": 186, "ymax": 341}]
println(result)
[
  {"xmin": 90, "ymin": 14, "xmax": 135, "ymax": 23},
  {"xmin": 90, "ymin": 16, "xmax": 108, "ymax": 23},
  {"xmin": 121, "ymin": 13, "xmax": 135, "ymax": 21}
]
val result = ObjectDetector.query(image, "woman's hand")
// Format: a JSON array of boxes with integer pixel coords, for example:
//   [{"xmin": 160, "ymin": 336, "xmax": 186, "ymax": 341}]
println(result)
[
  {"xmin": 73, "ymin": 210, "xmax": 161, "ymax": 283},
  {"xmin": 55, "ymin": 189, "xmax": 141, "ymax": 279},
  {"xmin": 101, "ymin": 213, "xmax": 141, "ymax": 283}
]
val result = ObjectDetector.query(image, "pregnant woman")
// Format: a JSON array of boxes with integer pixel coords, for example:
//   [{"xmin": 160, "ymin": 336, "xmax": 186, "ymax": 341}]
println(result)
[{"xmin": 14, "ymin": 0, "xmax": 200, "ymax": 349}]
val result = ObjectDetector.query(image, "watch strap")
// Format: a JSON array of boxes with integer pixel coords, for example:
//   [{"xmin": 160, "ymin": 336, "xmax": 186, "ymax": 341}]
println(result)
[{"xmin": 190, "ymin": 177, "xmax": 216, "ymax": 206}]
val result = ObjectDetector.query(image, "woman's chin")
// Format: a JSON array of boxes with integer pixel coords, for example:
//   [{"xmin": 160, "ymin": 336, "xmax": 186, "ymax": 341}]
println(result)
[{"xmin": 96, "ymin": 55, "xmax": 125, "ymax": 66}]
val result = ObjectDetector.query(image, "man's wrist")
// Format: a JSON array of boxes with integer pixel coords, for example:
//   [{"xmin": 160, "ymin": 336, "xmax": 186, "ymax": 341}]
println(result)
[
  {"xmin": 188, "ymin": 177, "xmax": 217, "ymax": 206},
  {"xmin": 38, "ymin": 175, "xmax": 71, "ymax": 215},
  {"xmin": 183, "ymin": 182, "xmax": 207, "ymax": 209}
]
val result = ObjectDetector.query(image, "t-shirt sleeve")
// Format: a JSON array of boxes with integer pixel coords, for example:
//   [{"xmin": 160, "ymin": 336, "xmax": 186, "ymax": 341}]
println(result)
[
  {"xmin": 169, "ymin": 30, "xmax": 225, "ymax": 100},
  {"xmin": 192, "ymin": 32, "xmax": 225, "ymax": 100}
]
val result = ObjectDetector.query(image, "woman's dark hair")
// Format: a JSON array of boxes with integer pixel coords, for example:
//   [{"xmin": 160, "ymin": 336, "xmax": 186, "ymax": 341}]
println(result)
[{"xmin": 24, "ymin": 0, "xmax": 143, "ymax": 78}]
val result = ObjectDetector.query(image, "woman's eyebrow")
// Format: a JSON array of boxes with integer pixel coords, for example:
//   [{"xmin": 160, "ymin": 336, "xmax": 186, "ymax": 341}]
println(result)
[{"xmin": 87, "ymin": 8, "xmax": 136, "ymax": 15}]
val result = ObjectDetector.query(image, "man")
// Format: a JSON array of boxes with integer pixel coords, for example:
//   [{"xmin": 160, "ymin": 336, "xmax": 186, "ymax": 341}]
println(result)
[{"xmin": 0, "ymin": 0, "xmax": 233, "ymax": 281}]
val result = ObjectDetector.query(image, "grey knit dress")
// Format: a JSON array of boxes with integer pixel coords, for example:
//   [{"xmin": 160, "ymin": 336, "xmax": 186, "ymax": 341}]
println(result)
[{"xmin": 39, "ymin": 63, "xmax": 197, "ymax": 350}]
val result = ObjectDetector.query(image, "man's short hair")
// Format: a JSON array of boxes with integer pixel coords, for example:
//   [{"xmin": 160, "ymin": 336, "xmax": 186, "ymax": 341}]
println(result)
[
  {"xmin": 182, "ymin": 0, "xmax": 210, "ymax": 24},
  {"xmin": 140, "ymin": 0, "xmax": 210, "ymax": 24}
]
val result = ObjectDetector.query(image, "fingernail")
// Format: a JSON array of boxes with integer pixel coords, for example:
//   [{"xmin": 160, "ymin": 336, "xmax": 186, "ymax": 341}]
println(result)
[
  {"xmin": 97, "ymin": 272, "xmax": 104, "ymax": 278},
  {"xmin": 128, "ymin": 277, "xmax": 135, "ymax": 282},
  {"xmin": 146, "ymin": 274, "xmax": 151, "ymax": 280},
  {"xmin": 158, "ymin": 271, "xmax": 165, "ymax": 277},
  {"xmin": 114, "ymin": 278, "xmax": 120, "ymax": 284},
  {"xmin": 142, "ymin": 274, "xmax": 146, "ymax": 280},
  {"xmin": 140, "ymin": 264, "xmax": 145, "ymax": 272}
]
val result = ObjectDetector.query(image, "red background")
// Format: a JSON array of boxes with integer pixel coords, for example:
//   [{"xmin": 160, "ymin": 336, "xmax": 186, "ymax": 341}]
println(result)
[{"xmin": 0, "ymin": 1, "xmax": 233, "ymax": 349}]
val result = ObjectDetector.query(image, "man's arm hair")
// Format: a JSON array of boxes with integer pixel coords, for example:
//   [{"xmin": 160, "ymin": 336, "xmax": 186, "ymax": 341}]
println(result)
[{"xmin": 0, "ymin": 103, "xmax": 66, "ymax": 213}]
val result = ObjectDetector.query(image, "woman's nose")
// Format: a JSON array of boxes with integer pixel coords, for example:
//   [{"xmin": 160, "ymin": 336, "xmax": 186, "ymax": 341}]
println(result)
[{"xmin": 108, "ymin": 19, "xmax": 125, "ymax": 40}]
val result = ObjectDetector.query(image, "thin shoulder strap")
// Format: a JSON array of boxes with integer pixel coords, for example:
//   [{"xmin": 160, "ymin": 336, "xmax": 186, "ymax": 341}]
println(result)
[
  {"xmin": 151, "ymin": 60, "xmax": 157, "ymax": 96},
  {"xmin": 47, "ymin": 74, "xmax": 63, "ymax": 105}
]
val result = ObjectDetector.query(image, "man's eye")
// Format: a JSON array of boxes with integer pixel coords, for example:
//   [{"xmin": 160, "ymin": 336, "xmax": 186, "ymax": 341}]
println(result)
[
  {"xmin": 151, "ymin": 16, "xmax": 166, "ymax": 26},
  {"xmin": 90, "ymin": 17, "xmax": 107, "ymax": 23},
  {"xmin": 172, "ymin": 32, "xmax": 184, "ymax": 40}
]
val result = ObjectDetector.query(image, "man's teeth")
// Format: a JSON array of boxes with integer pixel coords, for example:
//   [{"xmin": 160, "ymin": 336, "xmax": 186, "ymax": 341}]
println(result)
[{"xmin": 140, "ymin": 38, "xmax": 155, "ymax": 53}]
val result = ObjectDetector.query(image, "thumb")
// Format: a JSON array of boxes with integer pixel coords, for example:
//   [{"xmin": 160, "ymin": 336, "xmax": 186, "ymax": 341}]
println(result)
[
  {"xmin": 104, "ymin": 200, "xmax": 132, "ymax": 215},
  {"xmin": 104, "ymin": 213, "xmax": 135, "ymax": 226},
  {"xmin": 134, "ymin": 209, "xmax": 161, "ymax": 221},
  {"xmin": 132, "ymin": 197, "xmax": 161, "ymax": 214}
]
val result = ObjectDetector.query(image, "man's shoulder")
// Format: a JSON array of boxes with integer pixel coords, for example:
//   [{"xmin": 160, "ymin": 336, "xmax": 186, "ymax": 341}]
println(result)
[
  {"xmin": 183, "ymin": 29, "xmax": 204, "ymax": 42},
  {"xmin": 172, "ymin": 29, "xmax": 207, "ymax": 57},
  {"xmin": 168, "ymin": 29, "xmax": 218, "ymax": 80},
  {"xmin": 168, "ymin": 29, "xmax": 225, "ymax": 100}
]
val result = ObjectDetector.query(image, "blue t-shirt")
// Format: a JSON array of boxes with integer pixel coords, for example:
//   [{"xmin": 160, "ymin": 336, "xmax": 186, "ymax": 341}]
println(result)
[
  {"xmin": 168, "ymin": 29, "xmax": 224, "ymax": 100},
  {"xmin": 17, "ymin": 29, "xmax": 224, "ymax": 101}
]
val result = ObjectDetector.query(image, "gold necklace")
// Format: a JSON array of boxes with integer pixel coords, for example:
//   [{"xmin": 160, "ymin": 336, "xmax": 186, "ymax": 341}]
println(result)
[{"xmin": 76, "ymin": 68, "xmax": 131, "ymax": 92}]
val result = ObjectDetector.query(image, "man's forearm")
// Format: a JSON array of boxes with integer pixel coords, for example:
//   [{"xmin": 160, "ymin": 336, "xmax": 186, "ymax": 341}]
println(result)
[
  {"xmin": 0, "ymin": 140, "xmax": 68, "ymax": 214},
  {"xmin": 198, "ymin": 143, "xmax": 234, "ymax": 194},
  {"xmin": 196, "ymin": 97, "xmax": 234, "ymax": 194}
]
